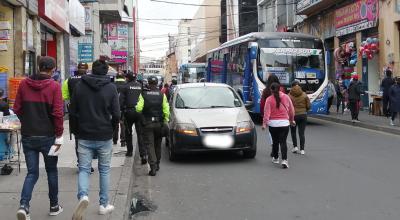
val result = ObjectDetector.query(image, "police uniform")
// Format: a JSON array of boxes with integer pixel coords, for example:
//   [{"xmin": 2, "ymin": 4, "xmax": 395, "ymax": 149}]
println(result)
[
  {"xmin": 136, "ymin": 77, "xmax": 169, "ymax": 176},
  {"xmin": 113, "ymin": 77, "xmax": 127, "ymax": 146},
  {"xmin": 120, "ymin": 78, "xmax": 145, "ymax": 158}
]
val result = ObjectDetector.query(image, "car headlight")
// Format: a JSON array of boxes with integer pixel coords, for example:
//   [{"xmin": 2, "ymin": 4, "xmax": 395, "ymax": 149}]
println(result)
[
  {"xmin": 236, "ymin": 121, "xmax": 253, "ymax": 134},
  {"xmin": 175, "ymin": 123, "xmax": 198, "ymax": 136}
]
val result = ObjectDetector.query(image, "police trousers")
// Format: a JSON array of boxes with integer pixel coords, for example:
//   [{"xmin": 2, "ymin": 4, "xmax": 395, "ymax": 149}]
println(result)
[
  {"xmin": 142, "ymin": 122, "xmax": 162, "ymax": 167},
  {"xmin": 124, "ymin": 110, "xmax": 146, "ymax": 157}
]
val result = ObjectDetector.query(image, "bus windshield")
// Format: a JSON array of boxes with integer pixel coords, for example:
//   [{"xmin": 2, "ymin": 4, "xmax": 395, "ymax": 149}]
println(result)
[
  {"xmin": 257, "ymin": 39, "xmax": 325, "ymax": 94},
  {"xmin": 179, "ymin": 64, "xmax": 206, "ymax": 83}
]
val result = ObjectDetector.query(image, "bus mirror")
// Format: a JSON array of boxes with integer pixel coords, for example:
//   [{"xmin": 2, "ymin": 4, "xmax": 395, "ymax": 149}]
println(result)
[
  {"xmin": 245, "ymin": 101, "xmax": 254, "ymax": 110},
  {"xmin": 249, "ymin": 42, "xmax": 258, "ymax": 60}
]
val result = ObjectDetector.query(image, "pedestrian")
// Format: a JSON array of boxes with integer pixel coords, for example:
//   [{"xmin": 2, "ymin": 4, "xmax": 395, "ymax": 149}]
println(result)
[
  {"xmin": 14, "ymin": 56, "xmax": 64, "ymax": 220},
  {"xmin": 161, "ymin": 83, "xmax": 170, "ymax": 100},
  {"xmin": 389, "ymin": 77, "xmax": 400, "ymax": 126},
  {"xmin": 262, "ymin": 82, "xmax": 295, "ymax": 169},
  {"xmin": 120, "ymin": 73, "xmax": 146, "ymax": 160},
  {"xmin": 348, "ymin": 74, "xmax": 363, "ymax": 123},
  {"xmin": 113, "ymin": 73, "xmax": 127, "ymax": 147},
  {"xmin": 335, "ymin": 79, "xmax": 346, "ymax": 114},
  {"xmin": 70, "ymin": 59, "xmax": 120, "ymax": 219},
  {"xmin": 168, "ymin": 78, "xmax": 178, "ymax": 101},
  {"xmin": 0, "ymin": 88, "xmax": 10, "ymax": 116},
  {"xmin": 136, "ymin": 76, "xmax": 170, "ymax": 176},
  {"xmin": 327, "ymin": 80, "xmax": 337, "ymax": 114},
  {"xmin": 381, "ymin": 69, "xmax": 395, "ymax": 117},
  {"xmin": 61, "ymin": 62, "xmax": 95, "ymax": 173},
  {"xmin": 289, "ymin": 81, "xmax": 311, "ymax": 155}
]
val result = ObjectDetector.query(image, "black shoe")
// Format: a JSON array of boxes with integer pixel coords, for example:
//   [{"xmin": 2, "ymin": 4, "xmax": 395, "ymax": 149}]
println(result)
[
  {"xmin": 156, "ymin": 163, "xmax": 160, "ymax": 171},
  {"xmin": 49, "ymin": 205, "xmax": 63, "ymax": 216},
  {"xmin": 148, "ymin": 169, "xmax": 156, "ymax": 176},
  {"xmin": 121, "ymin": 142, "xmax": 126, "ymax": 147},
  {"xmin": 141, "ymin": 158, "xmax": 147, "ymax": 165},
  {"xmin": 90, "ymin": 167, "xmax": 94, "ymax": 173},
  {"xmin": 126, "ymin": 152, "xmax": 133, "ymax": 157},
  {"xmin": 113, "ymin": 141, "xmax": 117, "ymax": 145}
]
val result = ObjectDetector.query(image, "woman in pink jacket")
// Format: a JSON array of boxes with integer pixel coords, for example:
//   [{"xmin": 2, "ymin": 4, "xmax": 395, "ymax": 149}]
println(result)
[{"xmin": 262, "ymin": 83, "xmax": 295, "ymax": 169}]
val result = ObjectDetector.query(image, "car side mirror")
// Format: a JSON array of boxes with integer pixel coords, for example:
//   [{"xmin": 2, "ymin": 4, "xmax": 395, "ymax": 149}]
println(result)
[{"xmin": 245, "ymin": 101, "xmax": 254, "ymax": 110}]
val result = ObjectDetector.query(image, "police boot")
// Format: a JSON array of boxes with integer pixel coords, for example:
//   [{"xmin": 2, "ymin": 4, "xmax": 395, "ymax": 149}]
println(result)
[{"xmin": 149, "ymin": 165, "xmax": 157, "ymax": 176}]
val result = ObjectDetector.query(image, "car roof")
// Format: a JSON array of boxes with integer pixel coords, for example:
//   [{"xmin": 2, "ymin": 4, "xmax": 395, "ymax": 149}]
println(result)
[{"xmin": 176, "ymin": 83, "xmax": 231, "ymax": 89}]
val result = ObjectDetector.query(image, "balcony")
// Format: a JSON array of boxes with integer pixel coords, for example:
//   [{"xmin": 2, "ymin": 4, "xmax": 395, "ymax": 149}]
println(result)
[{"xmin": 296, "ymin": 0, "xmax": 336, "ymax": 16}]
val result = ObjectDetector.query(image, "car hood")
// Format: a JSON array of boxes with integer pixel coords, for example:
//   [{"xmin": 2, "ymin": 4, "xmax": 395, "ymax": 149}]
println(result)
[{"xmin": 174, "ymin": 107, "xmax": 250, "ymax": 128}]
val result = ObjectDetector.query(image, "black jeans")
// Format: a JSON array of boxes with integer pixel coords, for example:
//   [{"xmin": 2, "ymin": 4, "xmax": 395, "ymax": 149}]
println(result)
[
  {"xmin": 113, "ymin": 121, "xmax": 126, "ymax": 144},
  {"xmin": 383, "ymin": 95, "xmax": 391, "ymax": 117},
  {"xmin": 290, "ymin": 114, "xmax": 307, "ymax": 150},
  {"xmin": 349, "ymin": 100, "xmax": 360, "ymax": 120},
  {"xmin": 336, "ymin": 95, "xmax": 345, "ymax": 113},
  {"xmin": 124, "ymin": 110, "xmax": 146, "ymax": 157},
  {"xmin": 269, "ymin": 126, "xmax": 289, "ymax": 160}
]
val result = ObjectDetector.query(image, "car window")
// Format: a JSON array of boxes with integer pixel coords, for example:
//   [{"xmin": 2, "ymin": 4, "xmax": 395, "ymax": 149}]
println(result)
[{"xmin": 175, "ymin": 87, "xmax": 242, "ymax": 109}]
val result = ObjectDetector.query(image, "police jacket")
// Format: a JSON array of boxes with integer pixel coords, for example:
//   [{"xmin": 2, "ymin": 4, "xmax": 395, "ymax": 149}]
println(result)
[
  {"xmin": 62, "ymin": 75, "xmax": 83, "ymax": 100},
  {"xmin": 114, "ymin": 78, "xmax": 126, "ymax": 94},
  {"xmin": 136, "ymin": 89, "xmax": 170, "ymax": 122},
  {"xmin": 120, "ymin": 80, "xmax": 142, "ymax": 111}
]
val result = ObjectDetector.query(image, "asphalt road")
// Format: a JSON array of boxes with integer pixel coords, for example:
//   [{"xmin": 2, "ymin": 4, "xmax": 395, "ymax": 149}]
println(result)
[{"xmin": 131, "ymin": 118, "xmax": 400, "ymax": 220}]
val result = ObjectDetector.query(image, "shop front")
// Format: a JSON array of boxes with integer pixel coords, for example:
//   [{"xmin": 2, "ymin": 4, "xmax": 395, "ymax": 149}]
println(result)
[{"xmin": 335, "ymin": 0, "xmax": 380, "ymax": 107}]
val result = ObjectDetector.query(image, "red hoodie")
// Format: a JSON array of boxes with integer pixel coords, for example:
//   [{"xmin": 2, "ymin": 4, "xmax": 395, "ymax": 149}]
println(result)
[{"xmin": 13, "ymin": 74, "xmax": 64, "ymax": 137}]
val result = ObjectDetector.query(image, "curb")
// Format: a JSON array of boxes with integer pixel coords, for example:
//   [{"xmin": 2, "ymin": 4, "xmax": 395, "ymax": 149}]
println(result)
[
  {"xmin": 109, "ymin": 146, "xmax": 137, "ymax": 220},
  {"xmin": 310, "ymin": 115, "xmax": 400, "ymax": 136}
]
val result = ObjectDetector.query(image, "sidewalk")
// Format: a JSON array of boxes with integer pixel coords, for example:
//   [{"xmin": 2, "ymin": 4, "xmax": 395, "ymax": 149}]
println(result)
[
  {"xmin": 0, "ymin": 121, "xmax": 136, "ymax": 220},
  {"xmin": 311, "ymin": 108, "xmax": 400, "ymax": 135}
]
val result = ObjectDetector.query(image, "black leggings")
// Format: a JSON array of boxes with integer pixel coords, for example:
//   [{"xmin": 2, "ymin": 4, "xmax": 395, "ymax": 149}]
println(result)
[
  {"xmin": 269, "ymin": 126, "xmax": 290, "ymax": 160},
  {"xmin": 290, "ymin": 115, "xmax": 307, "ymax": 150}
]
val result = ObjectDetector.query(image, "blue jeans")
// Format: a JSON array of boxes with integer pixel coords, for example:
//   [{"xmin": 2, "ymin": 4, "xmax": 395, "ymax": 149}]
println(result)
[
  {"xmin": 77, "ymin": 139, "xmax": 112, "ymax": 206},
  {"xmin": 20, "ymin": 136, "xmax": 58, "ymax": 208}
]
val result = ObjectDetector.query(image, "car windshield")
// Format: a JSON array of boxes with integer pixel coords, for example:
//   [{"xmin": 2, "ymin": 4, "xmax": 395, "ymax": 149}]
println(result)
[{"xmin": 175, "ymin": 87, "xmax": 242, "ymax": 109}]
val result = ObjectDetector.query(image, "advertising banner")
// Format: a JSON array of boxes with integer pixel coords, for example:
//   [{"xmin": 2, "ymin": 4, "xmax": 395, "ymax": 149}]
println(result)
[
  {"xmin": 84, "ymin": 6, "xmax": 93, "ymax": 31},
  {"xmin": 78, "ymin": 44, "xmax": 93, "ymax": 63},
  {"xmin": 335, "ymin": 0, "xmax": 379, "ymax": 37},
  {"xmin": 106, "ymin": 23, "xmax": 129, "ymax": 63}
]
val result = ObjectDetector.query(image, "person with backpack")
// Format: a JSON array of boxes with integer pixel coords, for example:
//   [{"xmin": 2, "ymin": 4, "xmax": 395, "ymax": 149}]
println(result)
[
  {"xmin": 70, "ymin": 60, "xmax": 120, "ymax": 219},
  {"xmin": 289, "ymin": 81, "xmax": 311, "ymax": 155},
  {"xmin": 14, "ymin": 56, "xmax": 64, "ymax": 219},
  {"xmin": 262, "ymin": 82, "xmax": 295, "ymax": 169}
]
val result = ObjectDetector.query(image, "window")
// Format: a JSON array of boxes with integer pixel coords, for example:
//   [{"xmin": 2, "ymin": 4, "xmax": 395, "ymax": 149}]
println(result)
[{"xmin": 175, "ymin": 87, "xmax": 242, "ymax": 109}]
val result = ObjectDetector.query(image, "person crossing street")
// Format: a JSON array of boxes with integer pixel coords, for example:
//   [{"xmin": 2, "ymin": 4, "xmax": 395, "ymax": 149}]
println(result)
[
  {"xmin": 120, "ymin": 73, "xmax": 147, "ymax": 160},
  {"xmin": 136, "ymin": 76, "xmax": 170, "ymax": 176}
]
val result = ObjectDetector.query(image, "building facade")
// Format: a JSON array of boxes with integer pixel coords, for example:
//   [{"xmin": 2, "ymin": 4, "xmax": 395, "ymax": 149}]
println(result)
[{"xmin": 176, "ymin": 19, "xmax": 192, "ymax": 67}]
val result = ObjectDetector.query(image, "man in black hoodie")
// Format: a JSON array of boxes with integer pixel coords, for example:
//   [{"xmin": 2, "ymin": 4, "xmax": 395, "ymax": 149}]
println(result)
[{"xmin": 70, "ymin": 59, "xmax": 120, "ymax": 219}]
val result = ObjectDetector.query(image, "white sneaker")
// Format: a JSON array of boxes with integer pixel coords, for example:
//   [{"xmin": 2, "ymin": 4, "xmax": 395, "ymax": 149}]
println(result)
[
  {"xmin": 271, "ymin": 157, "xmax": 279, "ymax": 164},
  {"xmin": 300, "ymin": 150, "xmax": 305, "ymax": 155},
  {"xmin": 291, "ymin": 147, "xmax": 299, "ymax": 153},
  {"xmin": 17, "ymin": 208, "xmax": 30, "ymax": 220},
  {"xmin": 99, "ymin": 204, "xmax": 115, "ymax": 215},
  {"xmin": 72, "ymin": 196, "xmax": 89, "ymax": 220},
  {"xmin": 281, "ymin": 160, "xmax": 289, "ymax": 169},
  {"xmin": 390, "ymin": 120, "xmax": 395, "ymax": 126}
]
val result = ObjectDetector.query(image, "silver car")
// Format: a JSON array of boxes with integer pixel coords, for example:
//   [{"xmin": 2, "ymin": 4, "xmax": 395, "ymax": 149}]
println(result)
[{"xmin": 167, "ymin": 83, "xmax": 257, "ymax": 161}]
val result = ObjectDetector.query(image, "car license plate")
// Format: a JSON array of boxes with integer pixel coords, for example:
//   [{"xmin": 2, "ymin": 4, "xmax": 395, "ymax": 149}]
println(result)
[{"xmin": 202, "ymin": 135, "xmax": 234, "ymax": 149}]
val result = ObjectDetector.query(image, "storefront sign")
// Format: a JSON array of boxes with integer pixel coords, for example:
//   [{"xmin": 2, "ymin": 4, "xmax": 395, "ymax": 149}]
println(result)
[
  {"xmin": 78, "ymin": 44, "xmax": 93, "ymax": 62},
  {"xmin": 106, "ymin": 23, "xmax": 129, "ymax": 63},
  {"xmin": 335, "ymin": 0, "xmax": 379, "ymax": 37},
  {"xmin": 84, "ymin": 6, "xmax": 93, "ymax": 31},
  {"xmin": 39, "ymin": 0, "xmax": 69, "ymax": 33},
  {"xmin": 69, "ymin": 0, "xmax": 85, "ymax": 35}
]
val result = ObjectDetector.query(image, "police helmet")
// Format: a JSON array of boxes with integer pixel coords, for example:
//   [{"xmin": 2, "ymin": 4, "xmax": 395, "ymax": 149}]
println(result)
[{"xmin": 148, "ymin": 76, "xmax": 158, "ymax": 85}]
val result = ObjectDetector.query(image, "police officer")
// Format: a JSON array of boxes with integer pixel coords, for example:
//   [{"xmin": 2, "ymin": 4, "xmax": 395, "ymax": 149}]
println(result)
[
  {"xmin": 113, "ymin": 72, "xmax": 127, "ymax": 146},
  {"xmin": 120, "ymin": 73, "xmax": 146, "ymax": 161},
  {"xmin": 136, "ymin": 76, "xmax": 170, "ymax": 176}
]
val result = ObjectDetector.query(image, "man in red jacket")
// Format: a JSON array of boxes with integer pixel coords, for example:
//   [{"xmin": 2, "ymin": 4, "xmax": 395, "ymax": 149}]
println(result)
[{"xmin": 14, "ymin": 56, "xmax": 64, "ymax": 220}]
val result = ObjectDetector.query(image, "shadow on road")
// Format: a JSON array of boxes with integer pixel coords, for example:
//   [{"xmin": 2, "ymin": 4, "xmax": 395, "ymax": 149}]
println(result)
[{"xmin": 164, "ymin": 150, "xmax": 254, "ymax": 165}]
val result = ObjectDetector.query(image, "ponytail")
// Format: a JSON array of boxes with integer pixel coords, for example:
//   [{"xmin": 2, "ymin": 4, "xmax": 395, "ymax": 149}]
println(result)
[{"xmin": 270, "ymin": 82, "xmax": 281, "ymax": 108}]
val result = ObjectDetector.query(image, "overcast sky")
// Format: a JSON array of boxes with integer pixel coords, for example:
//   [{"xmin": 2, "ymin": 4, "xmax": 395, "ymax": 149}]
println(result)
[{"xmin": 138, "ymin": 0, "xmax": 204, "ymax": 59}]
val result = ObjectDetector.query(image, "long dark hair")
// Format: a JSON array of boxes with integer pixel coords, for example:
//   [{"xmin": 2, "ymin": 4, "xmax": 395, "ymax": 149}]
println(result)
[
  {"xmin": 270, "ymin": 82, "xmax": 281, "ymax": 108},
  {"xmin": 262, "ymin": 74, "xmax": 280, "ymax": 98}
]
